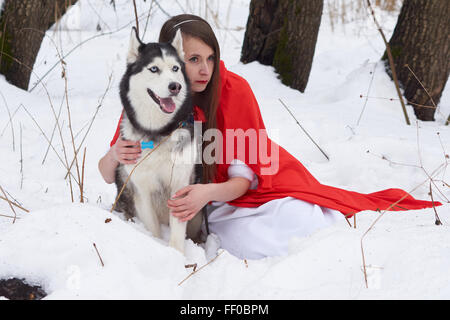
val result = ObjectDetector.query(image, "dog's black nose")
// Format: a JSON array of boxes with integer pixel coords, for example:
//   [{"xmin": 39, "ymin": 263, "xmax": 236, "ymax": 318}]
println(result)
[{"xmin": 168, "ymin": 82, "xmax": 181, "ymax": 95}]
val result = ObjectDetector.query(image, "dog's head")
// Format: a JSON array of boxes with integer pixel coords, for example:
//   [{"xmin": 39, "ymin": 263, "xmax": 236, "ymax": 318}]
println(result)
[{"xmin": 120, "ymin": 27, "xmax": 191, "ymax": 132}]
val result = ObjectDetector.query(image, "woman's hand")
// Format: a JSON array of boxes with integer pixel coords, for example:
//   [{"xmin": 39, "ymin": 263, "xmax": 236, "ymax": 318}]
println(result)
[
  {"xmin": 112, "ymin": 137, "xmax": 141, "ymax": 165},
  {"xmin": 167, "ymin": 177, "xmax": 251, "ymax": 222},
  {"xmin": 99, "ymin": 136, "xmax": 140, "ymax": 184},
  {"xmin": 167, "ymin": 184, "xmax": 211, "ymax": 222}
]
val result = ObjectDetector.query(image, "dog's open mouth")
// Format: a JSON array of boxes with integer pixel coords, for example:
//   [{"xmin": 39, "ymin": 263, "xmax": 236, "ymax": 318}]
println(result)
[{"xmin": 147, "ymin": 89, "xmax": 176, "ymax": 114}]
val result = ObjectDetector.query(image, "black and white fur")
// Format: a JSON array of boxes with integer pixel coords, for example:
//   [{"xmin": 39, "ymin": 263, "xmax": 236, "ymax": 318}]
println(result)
[{"xmin": 115, "ymin": 28, "xmax": 202, "ymax": 253}]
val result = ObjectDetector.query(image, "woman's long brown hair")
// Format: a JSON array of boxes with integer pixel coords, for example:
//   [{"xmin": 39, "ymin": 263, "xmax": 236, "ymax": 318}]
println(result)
[{"xmin": 159, "ymin": 14, "xmax": 221, "ymax": 183}]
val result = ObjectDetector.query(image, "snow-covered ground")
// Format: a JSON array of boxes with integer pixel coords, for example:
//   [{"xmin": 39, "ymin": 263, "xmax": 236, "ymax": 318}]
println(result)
[{"xmin": 0, "ymin": 0, "xmax": 449, "ymax": 299}]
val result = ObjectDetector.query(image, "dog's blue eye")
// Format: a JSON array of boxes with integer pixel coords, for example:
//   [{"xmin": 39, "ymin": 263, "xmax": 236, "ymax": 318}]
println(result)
[
  {"xmin": 148, "ymin": 66, "xmax": 159, "ymax": 73},
  {"xmin": 172, "ymin": 66, "xmax": 179, "ymax": 72}
]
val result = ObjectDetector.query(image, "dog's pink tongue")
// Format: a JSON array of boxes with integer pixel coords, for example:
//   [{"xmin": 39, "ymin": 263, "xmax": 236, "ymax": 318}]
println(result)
[{"xmin": 160, "ymin": 98, "xmax": 175, "ymax": 113}]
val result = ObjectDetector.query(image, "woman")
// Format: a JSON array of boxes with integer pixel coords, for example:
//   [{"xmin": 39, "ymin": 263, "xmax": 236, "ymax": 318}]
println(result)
[{"xmin": 99, "ymin": 14, "xmax": 440, "ymax": 260}]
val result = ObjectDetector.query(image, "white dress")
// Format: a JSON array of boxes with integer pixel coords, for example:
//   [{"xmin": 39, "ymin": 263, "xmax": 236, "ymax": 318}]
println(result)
[{"xmin": 206, "ymin": 159, "xmax": 345, "ymax": 260}]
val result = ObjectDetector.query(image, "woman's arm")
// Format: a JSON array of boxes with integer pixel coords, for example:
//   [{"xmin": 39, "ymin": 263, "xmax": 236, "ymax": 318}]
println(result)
[
  {"xmin": 98, "ymin": 148, "xmax": 120, "ymax": 184},
  {"xmin": 208, "ymin": 177, "xmax": 251, "ymax": 203},
  {"xmin": 167, "ymin": 177, "xmax": 251, "ymax": 222},
  {"xmin": 98, "ymin": 137, "xmax": 142, "ymax": 184}
]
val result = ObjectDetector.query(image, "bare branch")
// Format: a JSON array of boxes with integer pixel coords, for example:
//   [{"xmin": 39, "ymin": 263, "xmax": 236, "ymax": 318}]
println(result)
[
  {"xmin": 0, "ymin": 89, "xmax": 15, "ymax": 151},
  {"xmin": 361, "ymin": 162, "xmax": 447, "ymax": 288},
  {"xmin": 0, "ymin": 195, "xmax": 29, "ymax": 213},
  {"xmin": 42, "ymin": 92, "xmax": 65, "ymax": 165},
  {"xmin": 132, "ymin": 0, "xmax": 139, "ymax": 36},
  {"xmin": 366, "ymin": 0, "xmax": 410, "ymax": 125},
  {"xmin": 93, "ymin": 243, "xmax": 104, "ymax": 267},
  {"xmin": 278, "ymin": 98, "xmax": 330, "ymax": 161},
  {"xmin": 19, "ymin": 123, "xmax": 23, "ymax": 189},
  {"xmin": 0, "ymin": 184, "xmax": 17, "ymax": 223},
  {"xmin": 64, "ymin": 72, "xmax": 113, "ymax": 180},
  {"xmin": 178, "ymin": 250, "xmax": 224, "ymax": 286},
  {"xmin": 356, "ymin": 62, "xmax": 377, "ymax": 126},
  {"xmin": 429, "ymin": 182, "xmax": 442, "ymax": 225},
  {"xmin": 29, "ymin": 9, "xmax": 154, "ymax": 92}
]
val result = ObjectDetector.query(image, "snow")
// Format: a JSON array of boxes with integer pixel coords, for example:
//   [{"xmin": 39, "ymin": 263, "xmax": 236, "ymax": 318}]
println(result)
[{"xmin": 0, "ymin": 0, "xmax": 449, "ymax": 300}]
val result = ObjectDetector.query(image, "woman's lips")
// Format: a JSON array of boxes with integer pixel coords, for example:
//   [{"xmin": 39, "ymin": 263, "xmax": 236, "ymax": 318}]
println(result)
[{"xmin": 195, "ymin": 80, "xmax": 208, "ymax": 84}]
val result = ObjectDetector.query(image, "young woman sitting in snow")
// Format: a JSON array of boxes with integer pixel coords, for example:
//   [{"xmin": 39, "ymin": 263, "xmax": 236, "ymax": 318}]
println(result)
[{"xmin": 98, "ymin": 14, "xmax": 440, "ymax": 260}]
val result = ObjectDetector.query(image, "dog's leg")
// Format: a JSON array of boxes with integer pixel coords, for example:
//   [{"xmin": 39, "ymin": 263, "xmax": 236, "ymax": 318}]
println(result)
[
  {"xmin": 167, "ymin": 137, "xmax": 198, "ymax": 253},
  {"xmin": 169, "ymin": 215, "xmax": 187, "ymax": 253},
  {"xmin": 114, "ymin": 166, "xmax": 137, "ymax": 220},
  {"xmin": 134, "ymin": 191, "xmax": 161, "ymax": 238},
  {"xmin": 168, "ymin": 163, "xmax": 190, "ymax": 253}
]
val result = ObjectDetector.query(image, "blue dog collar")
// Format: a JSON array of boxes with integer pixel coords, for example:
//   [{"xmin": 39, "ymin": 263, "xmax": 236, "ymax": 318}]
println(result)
[
  {"xmin": 140, "ymin": 115, "xmax": 194, "ymax": 149},
  {"xmin": 141, "ymin": 141, "xmax": 154, "ymax": 149}
]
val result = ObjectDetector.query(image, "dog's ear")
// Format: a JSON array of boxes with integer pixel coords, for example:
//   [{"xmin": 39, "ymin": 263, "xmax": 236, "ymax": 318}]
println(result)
[
  {"xmin": 171, "ymin": 29, "xmax": 185, "ymax": 61},
  {"xmin": 127, "ymin": 27, "xmax": 143, "ymax": 64}
]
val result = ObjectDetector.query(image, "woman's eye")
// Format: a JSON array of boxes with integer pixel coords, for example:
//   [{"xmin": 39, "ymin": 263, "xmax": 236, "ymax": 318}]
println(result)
[
  {"xmin": 148, "ymin": 66, "xmax": 159, "ymax": 73},
  {"xmin": 172, "ymin": 66, "xmax": 179, "ymax": 72},
  {"xmin": 189, "ymin": 57, "xmax": 198, "ymax": 63}
]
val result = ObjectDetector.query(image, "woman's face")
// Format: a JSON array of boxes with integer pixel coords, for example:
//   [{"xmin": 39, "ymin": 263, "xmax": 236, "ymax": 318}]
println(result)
[{"xmin": 182, "ymin": 35, "xmax": 215, "ymax": 93}]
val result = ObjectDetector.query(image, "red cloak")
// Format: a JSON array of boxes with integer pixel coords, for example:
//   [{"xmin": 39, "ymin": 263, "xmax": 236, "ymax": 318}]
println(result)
[{"xmin": 110, "ymin": 61, "xmax": 442, "ymax": 217}]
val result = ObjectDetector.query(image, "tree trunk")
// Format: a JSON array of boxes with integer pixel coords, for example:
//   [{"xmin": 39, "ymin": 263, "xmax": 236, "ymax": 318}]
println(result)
[
  {"xmin": 383, "ymin": 0, "xmax": 450, "ymax": 121},
  {"xmin": 0, "ymin": 0, "xmax": 78, "ymax": 90},
  {"xmin": 241, "ymin": 0, "xmax": 284, "ymax": 66},
  {"xmin": 241, "ymin": 0, "xmax": 323, "ymax": 93}
]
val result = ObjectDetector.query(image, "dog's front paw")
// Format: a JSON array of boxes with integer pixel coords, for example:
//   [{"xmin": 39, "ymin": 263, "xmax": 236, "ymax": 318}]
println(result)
[
  {"xmin": 169, "ymin": 216, "xmax": 187, "ymax": 254},
  {"xmin": 169, "ymin": 238, "xmax": 185, "ymax": 254}
]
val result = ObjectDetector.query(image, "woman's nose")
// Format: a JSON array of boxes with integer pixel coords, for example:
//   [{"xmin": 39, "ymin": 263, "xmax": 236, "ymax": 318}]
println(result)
[{"xmin": 199, "ymin": 62, "xmax": 209, "ymax": 75}]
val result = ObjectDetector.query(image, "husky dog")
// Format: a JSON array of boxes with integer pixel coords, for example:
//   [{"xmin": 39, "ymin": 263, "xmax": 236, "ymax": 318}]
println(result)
[{"xmin": 115, "ymin": 28, "xmax": 202, "ymax": 253}]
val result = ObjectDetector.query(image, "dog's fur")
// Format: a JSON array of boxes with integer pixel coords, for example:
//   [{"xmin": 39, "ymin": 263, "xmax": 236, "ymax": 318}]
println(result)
[{"xmin": 115, "ymin": 28, "xmax": 202, "ymax": 253}]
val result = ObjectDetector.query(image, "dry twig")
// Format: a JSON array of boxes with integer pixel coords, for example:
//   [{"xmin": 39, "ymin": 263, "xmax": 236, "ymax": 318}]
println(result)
[
  {"xmin": 0, "ymin": 104, "xmax": 20, "ymax": 139},
  {"xmin": 29, "ymin": 9, "xmax": 154, "ymax": 92},
  {"xmin": 356, "ymin": 63, "xmax": 377, "ymax": 126},
  {"xmin": 0, "ymin": 90, "xmax": 15, "ymax": 151},
  {"xmin": 359, "ymin": 95, "xmax": 436, "ymax": 110},
  {"xmin": 20, "ymin": 103, "xmax": 78, "ymax": 193},
  {"xmin": 81, "ymin": 147, "xmax": 86, "ymax": 203},
  {"xmin": 404, "ymin": 64, "xmax": 441, "ymax": 115},
  {"xmin": 278, "ymin": 98, "xmax": 330, "ymax": 161},
  {"xmin": 360, "ymin": 162, "xmax": 447, "ymax": 288},
  {"xmin": 178, "ymin": 250, "xmax": 224, "ymax": 286},
  {"xmin": 429, "ymin": 182, "xmax": 442, "ymax": 225},
  {"xmin": 184, "ymin": 263, "xmax": 197, "ymax": 272},
  {"xmin": 19, "ymin": 123, "xmax": 23, "ymax": 189},
  {"xmin": 93, "ymin": 243, "xmax": 104, "ymax": 267},
  {"xmin": 361, "ymin": 119, "xmax": 449, "ymax": 287},
  {"xmin": 42, "ymin": 93, "xmax": 65, "ymax": 165},
  {"xmin": 0, "ymin": 48, "xmax": 80, "ymax": 201},
  {"xmin": 416, "ymin": 121, "xmax": 449, "ymax": 203},
  {"xmin": 0, "ymin": 185, "xmax": 17, "ymax": 224},
  {"xmin": 60, "ymin": 59, "xmax": 82, "ymax": 202},
  {"xmin": 0, "ymin": 195, "xmax": 29, "ymax": 213},
  {"xmin": 0, "ymin": 213, "xmax": 20, "ymax": 220},
  {"xmin": 366, "ymin": 0, "xmax": 410, "ymax": 125},
  {"xmin": 64, "ymin": 72, "xmax": 113, "ymax": 180},
  {"xmin": 132, "ymin": 0, "xmax": 140, "ymax": 36},
  {"xmin": 142, "ymin": 0, "xmax": 155, "ymax": 40}
]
